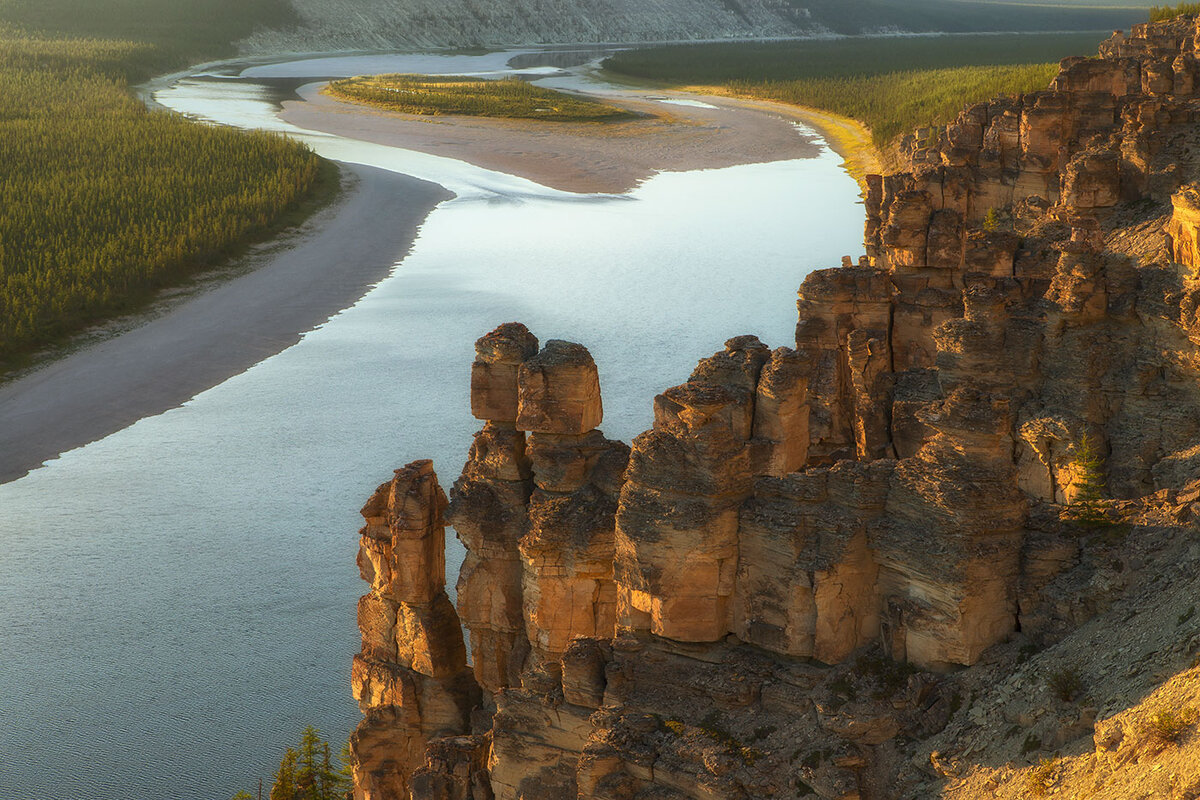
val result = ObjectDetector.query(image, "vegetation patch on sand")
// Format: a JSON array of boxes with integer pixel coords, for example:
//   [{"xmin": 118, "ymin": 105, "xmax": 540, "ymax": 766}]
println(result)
[
  {"xmin": 326, "ymin": 74, "xmax": 637, "ymax": 122},
  {"xmin": 0, "ymin": 31, "xmax": 327, "ymax": 371},
  {"xmin": 604, "ymin": 34, "xmax": 1096, "ymax": 150}
]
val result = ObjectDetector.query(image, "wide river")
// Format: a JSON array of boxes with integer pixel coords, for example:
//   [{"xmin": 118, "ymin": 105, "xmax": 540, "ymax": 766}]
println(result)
[{"xmin": 0, "ymin": 49, "xmax": 863, "ymax": 799}]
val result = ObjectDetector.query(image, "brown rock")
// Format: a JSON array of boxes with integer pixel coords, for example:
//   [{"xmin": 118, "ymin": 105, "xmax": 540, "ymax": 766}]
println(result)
[
  {"xmin": 1168, "ymin": 183, "xmax": 1200, "ymax": 273},
  {"xmin": 347, "ymin": 20, "xmax": 1200, "ymax": 798},
  {"xmin": 516, "ymin": 340, "xmax": 603, "ymax": 435},
  {"xmin": 470, "ymin": 323, "xmax": 539, "ymax": 423},
  {"xmin": 351, "ymin": 462, "xmax": 480, "ymax": 800}
]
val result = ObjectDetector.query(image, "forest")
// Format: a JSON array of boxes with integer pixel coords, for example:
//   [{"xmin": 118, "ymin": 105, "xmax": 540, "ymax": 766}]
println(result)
[
  {"xmin": 0, "ymin": 15, "xmax": 325, "ymax": 371},
  {"xmin": 0, "ymin": 0, "xmax": 296, "ymax": 59}
]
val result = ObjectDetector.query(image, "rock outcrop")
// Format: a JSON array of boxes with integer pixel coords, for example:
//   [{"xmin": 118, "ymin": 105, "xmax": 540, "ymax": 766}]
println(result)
[
  {"xmin": 351, "ymin": 462, "xmax": 481, "ymax": 800},
  {"xmin": 350, "ymin": 19, "xmax": 1200, "ymax": 800}
]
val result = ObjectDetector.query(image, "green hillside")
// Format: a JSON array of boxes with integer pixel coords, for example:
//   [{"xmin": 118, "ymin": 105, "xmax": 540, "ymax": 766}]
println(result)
[{"xmin": 0, "ymin": 0, "xmax": 295, "ymax": 58}]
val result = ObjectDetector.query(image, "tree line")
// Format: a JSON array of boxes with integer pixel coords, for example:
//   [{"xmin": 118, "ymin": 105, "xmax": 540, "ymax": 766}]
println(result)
[
  {"xmin": 0, "ymin": 31, "xmax": 323, "ymax": 371},
  {"xmin": 231, "ymin": 726, "xmax": 352, "ymax": 800}
]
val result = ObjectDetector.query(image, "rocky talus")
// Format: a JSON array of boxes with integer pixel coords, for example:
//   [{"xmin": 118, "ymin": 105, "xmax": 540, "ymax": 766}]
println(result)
[{"xmin": 350, "ymin": 20, "xmax": 1200, "ymax": 800}]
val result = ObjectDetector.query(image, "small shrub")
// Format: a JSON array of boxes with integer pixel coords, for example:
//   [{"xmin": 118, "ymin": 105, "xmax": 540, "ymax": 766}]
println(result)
[
  {"xmin": 1179, "ymin": 606, "xmax": 1196, "ymax": 626},
  {"xmin": 1048, "ymin": 666, "xmax": 1085, "ymax": 702},
  {"xmin": 1026, "ymin": 757, "xmax": 1060, "ymax": 797},
  {"xmin": 853, "ymin": 651, "xmax": 921, "ymax": 699},
  {"xmin": 829, "ymin": 674, "xmax": 857, "ymax": 701},
  {"xmin": 982, "ymin": 207, "xmax": 1000, "ymax": 233},
  {"xmin": 750, "ymin": 725, "xmax": 777, "ymax": 742},
  {"xmin": 1147, "ymin": 708, "xmax": 1197, "ymax": 744},
  {"xmin": 1022, "ymin": 732, "xmax": 1042, "ymax": 754}
]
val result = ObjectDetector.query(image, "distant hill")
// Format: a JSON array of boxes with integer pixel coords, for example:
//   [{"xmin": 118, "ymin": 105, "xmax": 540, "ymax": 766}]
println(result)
[
  {"xmin": 0, "ymin": 0, "xmax": 1152, "ymax": 55},
  {"xmin": 243, "ymin": 0, "xmax": 1148, "ymax": 54},
  {"xmin": 0, "ymin": 0, "xmax": 295, "ymax": 56}
]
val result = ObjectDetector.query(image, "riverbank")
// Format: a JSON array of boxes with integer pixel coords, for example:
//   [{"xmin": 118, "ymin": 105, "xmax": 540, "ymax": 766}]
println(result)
[
  {"xmin": 281, "ymin": 81, "xmax": 829, "ymax": 194},
  {"xmin": 0, "ymin": 164, "xmax": 449, "ymax": 484},
  {"xmin": 681, "ymin": 85, "xmax": 883, "ymax": 188}
]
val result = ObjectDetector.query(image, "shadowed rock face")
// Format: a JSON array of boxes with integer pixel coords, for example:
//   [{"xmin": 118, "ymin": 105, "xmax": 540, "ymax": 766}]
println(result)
[{"xmin": 351, "ymin": 20, "xmax": 1200, "ymax": 800}]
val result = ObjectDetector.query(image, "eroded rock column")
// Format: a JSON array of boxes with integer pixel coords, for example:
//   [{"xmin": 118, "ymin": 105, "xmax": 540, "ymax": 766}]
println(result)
[
  {"xmin": 517, "ymin": 341, "xmax": 628, "ymax": 671},
  {"xmin": 351, "ymin": 461, "xmax": 480, "ymax": 800},
  {"xmin": 451, "ymin": 325, "xmax": 629, "ymax": 692},
  {"xmin": 449, "ymin": 323, "xmax": 539, "ymax": 695}
]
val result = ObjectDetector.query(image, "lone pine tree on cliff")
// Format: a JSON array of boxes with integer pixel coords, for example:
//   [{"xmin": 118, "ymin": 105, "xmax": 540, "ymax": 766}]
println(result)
[{"xmin": 1070, "ymin": 433, "xmax": 1108, "ymax": 526}]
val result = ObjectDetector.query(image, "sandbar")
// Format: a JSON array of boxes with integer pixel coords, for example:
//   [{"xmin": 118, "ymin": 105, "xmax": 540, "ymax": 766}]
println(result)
[{"xmin": 280, "ymin": 81, "xmax": 839, "ymax": 194}]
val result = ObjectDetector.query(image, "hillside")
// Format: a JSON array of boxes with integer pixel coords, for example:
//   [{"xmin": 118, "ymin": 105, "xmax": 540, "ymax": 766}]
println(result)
[{"xmin": 242, "ymin": 0, "xmax": 1144, "ymax": 53}]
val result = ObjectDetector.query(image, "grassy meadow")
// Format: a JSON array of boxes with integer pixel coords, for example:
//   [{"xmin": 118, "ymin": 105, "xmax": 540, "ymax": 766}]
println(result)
[
  {"xmin": 604, "ymin": 33, "xmax": 1100, "ymax": 148},
  {"xmin": 0, "ymin": 28, "xmax": 326, "ymax": 370},
  {"xmin": 327, "ymin": 74, "xmax": 635, "ymax": 122}
]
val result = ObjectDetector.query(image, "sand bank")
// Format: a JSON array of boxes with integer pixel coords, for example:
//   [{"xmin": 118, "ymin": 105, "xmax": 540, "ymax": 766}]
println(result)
[{"xmin": 280, "ymin": 82, "xmax": 835, "ymax": 194}]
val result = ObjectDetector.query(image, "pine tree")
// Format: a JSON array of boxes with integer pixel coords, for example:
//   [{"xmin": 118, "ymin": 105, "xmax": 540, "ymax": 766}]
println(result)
[
  {"xmin": 338, "ymin": 739, "xmax": 356, "ymax": 791},
  {"xmin": 982, "ymin": 207, "xmax": 1000, "ymax": 233},
  {"xmin": 270, "ymin": 747, "xmax": 298, "ymax": 800},
  {"xmin": 296, "ymin": 726, "xmax": 321, "ymax": 800},
  {"xmin": 1070, "ymin": 433, "xmax": 1108, "ymax": 526},
  {"xmin": 259, "ymin": 727, "xmax": 351, "ymax": 800}
]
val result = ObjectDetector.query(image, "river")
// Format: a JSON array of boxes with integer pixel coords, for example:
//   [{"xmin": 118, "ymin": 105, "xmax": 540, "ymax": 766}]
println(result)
[{"xmin": 0, "ymin": 49, "xmax": 864, "ymax": 799}]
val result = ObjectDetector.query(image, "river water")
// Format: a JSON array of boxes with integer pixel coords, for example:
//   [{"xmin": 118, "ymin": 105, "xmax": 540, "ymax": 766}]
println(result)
[{"xmin": 0, "ymin": 50, "xmax": 863, "ymax": 799}]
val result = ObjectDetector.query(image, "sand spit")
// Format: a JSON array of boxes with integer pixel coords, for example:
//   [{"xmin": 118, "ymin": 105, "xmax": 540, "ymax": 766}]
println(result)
[{"xmin": 281, "ymin": 82, "xmax": 833, "ymax": 194}]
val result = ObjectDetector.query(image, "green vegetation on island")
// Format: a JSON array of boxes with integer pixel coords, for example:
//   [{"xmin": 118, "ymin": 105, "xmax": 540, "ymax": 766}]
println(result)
[
  {"xmin": 0, "ymin": 2, "xmax": 332, "ymax": 373},
  {"xmin": 326, "ymin": 74, "xmax": 636, "ymax": 122},
  {"xmin": 603, "ymin": 33, "xmax": 1099, "ymax": 148}
]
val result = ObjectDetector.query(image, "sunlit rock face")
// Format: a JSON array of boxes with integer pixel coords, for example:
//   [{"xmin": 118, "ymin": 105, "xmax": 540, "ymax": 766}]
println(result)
[
  {"xmin": 350, "ymin": 461, "xmax": 480, "ymax": 800},
  {"xmin": 351, "ymin": 20, "xmax": 1200, "ymax": 800}
]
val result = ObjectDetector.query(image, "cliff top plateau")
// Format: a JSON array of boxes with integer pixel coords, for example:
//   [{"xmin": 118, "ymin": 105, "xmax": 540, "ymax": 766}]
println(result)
[{"xmin": 347, "ymin": 17, "xmax": 1200, "ymax": 800}]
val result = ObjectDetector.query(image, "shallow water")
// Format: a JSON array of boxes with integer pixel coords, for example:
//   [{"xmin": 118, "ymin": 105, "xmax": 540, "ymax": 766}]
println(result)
[{"xmin": 0, "ymin": 50, "xmax": 864, "ymax": 800}]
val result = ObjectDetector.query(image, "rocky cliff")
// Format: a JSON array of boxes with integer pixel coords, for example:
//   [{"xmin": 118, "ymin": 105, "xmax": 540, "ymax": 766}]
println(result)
[{"xmin": 349, "ymin": 19, "xmax": 1200, "ymax": 799}]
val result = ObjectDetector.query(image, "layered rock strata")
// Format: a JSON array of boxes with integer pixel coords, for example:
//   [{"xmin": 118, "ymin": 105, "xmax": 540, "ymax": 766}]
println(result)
[
  {"xmin": 350, "ymin": 19, "xmax": 1200, "ymax": 800},
  {"xmin": 351, "ymin": 462, "xmax": 481, "ymax": 800}
]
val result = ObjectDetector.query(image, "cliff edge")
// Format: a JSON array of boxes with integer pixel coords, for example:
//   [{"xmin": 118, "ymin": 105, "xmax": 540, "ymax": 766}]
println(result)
[{"xmin": 349, "ymin": 19, "xmax": 1200, "ymax": 800}]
